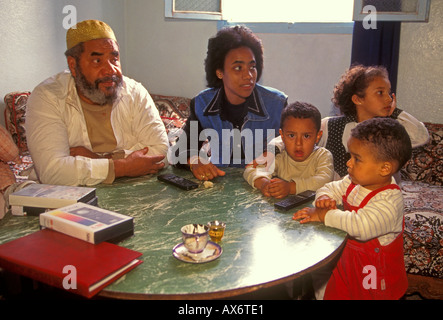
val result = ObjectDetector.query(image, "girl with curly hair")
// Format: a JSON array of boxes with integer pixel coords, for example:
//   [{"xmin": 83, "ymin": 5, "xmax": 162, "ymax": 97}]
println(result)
[{"xmin": 320, "ymin": 64, "xmax": 428, "ymax": 178}]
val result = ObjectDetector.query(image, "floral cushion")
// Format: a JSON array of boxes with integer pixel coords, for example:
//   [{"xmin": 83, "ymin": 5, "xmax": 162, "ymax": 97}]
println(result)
[
  {"xmin": 4, "ymin": 92, "xmax": 31, "ymax": 155},
  {"xmin": 8, "ymin": 153, "xmax": 33, "ymax": 183},
  {"xmin": 401, "ymin": 122, "xmax": 443, "ymax": 186},
  {"xmin": 4, "ymin": 92, "xmax": 34, "ymax": 181},
  {"xmin": 402, "ymin": 181, "xmax": 443, "ymax": 279},
  {"xmin": 151, "ymin": 94, "xmax": 191, "ymax": 145}
]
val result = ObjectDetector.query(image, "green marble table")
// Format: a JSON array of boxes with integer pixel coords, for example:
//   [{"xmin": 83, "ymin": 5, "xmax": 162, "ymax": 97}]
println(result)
[{"xmin": 0, "ymin": 167, "xmax": 346, "ymax": 299}]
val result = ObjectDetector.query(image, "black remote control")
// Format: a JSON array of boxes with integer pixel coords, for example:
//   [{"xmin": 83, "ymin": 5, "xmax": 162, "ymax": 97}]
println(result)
[
  {"xmin": 274, "ymin": 190, "xmax": 316, "ymax": 211},
  {"xmin": 157, "ymin": 174, "xmax": 199, "ymax": 190}
]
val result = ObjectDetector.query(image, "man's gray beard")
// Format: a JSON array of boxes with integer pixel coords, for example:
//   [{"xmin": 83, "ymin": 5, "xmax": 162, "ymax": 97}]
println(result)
[{"xmin": 74, "ymin": 67, "xmax": 123, "ymax": 105}]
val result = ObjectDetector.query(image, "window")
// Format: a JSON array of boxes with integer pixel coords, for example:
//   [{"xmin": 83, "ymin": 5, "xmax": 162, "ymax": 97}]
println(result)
[
  {"xmin": 165, "ymin": 0, "xmax": 354, "ymax": 34},
  {"xmin": 165, "ymin": 0, "xmax": 222, "ymax": 20},
  {"xmin": 223, "ymin": 0, "xmax": 354, "ymax": 23},
  {"xmin": 165, "ymin": 0, "xmax": 355, "ymax": 34},
  {"xmin": 353, "ymin": 0, "xmax": 431, "ymax": 21},
  {"xmin": 165, "ymin": 0, "xmax": 354, "ymax": 23}
]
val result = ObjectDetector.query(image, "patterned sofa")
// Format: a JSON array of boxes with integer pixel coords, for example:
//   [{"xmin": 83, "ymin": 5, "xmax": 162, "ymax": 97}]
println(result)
[
  {"xmin": 3, "ymin": 92, "xmax": 190, "ymax": 181},
  {"xmin": 3, "ymin": 91, "xmax": 443, "ymax": 299},
  {"xmin": 400, "ymin": 122, "xmax": 443, "ymax": 299}
]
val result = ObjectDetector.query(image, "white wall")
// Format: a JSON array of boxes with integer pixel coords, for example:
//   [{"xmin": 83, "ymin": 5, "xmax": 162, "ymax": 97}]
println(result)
[
  {"xmin": 0, "ymin": 0, "xmax": 125, "ymax": 125},
  {"xmin": 396, "ymin": 0, "xmax": 443, "ymax": 123},
  {"xmin": 257, "ymin": 32, "xmax": 352, "ymax": 116},
  {"xmin": 124, "ymin": 0, "xmax": 217, "ymax": 99}
]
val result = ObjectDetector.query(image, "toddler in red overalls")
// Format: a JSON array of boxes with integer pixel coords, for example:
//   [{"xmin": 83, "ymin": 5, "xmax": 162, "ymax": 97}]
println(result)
[{"xmin": 293, "ymin": 117, "xmax": 412, "ymax": 300}]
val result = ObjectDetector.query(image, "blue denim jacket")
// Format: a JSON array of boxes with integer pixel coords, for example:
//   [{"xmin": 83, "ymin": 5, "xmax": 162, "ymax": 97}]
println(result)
[{"xmin": 193, "ymin": 84, "xmax": 287, "ymax": 167}]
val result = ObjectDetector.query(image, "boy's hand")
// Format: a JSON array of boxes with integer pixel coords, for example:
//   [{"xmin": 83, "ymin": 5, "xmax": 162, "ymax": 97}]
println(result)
[
  {"xmin": 255, "ymin": 177, "xmax": 272, "ymax": 197},
  {"xmin": 255, "ymin": 178, "xmax": 293, "ymax": 199},
  {"xmin": 292, "ymin": 207, "xmax": 328, "ymax": 224},
  {"xmin": 267, "ymin": 178, "xmax": 293, "ymax": 199},
  {"xmin": 315, "ymin": 195, "xmax": 337, "ymax": 210},
  {"xmin": 247, "ymin": 151, "xmax": 275, "ymax": 172}
]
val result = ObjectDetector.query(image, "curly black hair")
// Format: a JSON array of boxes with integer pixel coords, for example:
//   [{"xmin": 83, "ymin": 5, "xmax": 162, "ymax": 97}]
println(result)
[
  {"xmin": 351, "ymin": 117, "xmax": 412, "ymax": 171},
  {"xmin": 204, "ymin": 25, "xmax": 264, "ymax": 88},
  {"xmin": 280, "ymin": 102, "xmax": 321, "ymax": 132},
  {"xmin": 332, "ymin": 64, "xmax": 389, "ymax": 117}
]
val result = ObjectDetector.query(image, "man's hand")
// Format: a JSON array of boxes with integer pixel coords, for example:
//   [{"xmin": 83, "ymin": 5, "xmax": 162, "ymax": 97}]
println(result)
[{"xmin": 114, "ymin": 147, "xmax": 165, "ymax": 178}]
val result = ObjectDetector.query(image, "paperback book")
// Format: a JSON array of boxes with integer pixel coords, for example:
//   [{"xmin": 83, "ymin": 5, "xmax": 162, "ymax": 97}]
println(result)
[
  {"xmin": 40, "ymin": 202, "xmax": 134, "ymax": 244},
  {"xmin": 11, "ymin": 196, "xmax": 98, "ymax": 216},
  {"xmin": 9, "ymin": 183, "xmax": 96, "ymax": 216}
]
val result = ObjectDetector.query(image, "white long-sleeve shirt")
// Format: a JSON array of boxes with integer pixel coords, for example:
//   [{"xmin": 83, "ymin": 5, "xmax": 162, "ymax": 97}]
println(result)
[
  {"xmin": 26, "ymin": 71, "xmax": 169, "ymax": 186},
  {"xmin": 318, "ymin": 176, "xmax": 404, "ymax": 246},
  {"xmin": 319, "ymin": 111, "xmax": 429, "ymax": 151},
  {"xmin": 243, "ymin": 146, "xmax": 334, "ymax": 194}
]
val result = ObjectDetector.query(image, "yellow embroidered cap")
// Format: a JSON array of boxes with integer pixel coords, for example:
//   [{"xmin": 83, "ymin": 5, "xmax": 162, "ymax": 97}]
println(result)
[{"xmin": 66, "ymin": 20, "xmax": 117, "ymax": 50}]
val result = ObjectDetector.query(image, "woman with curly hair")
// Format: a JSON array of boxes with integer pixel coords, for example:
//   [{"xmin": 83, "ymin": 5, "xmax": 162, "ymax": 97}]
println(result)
[
  {"xmin": 174, "ymin": 25, "xmax": 287, "ymax": 181},
  {"xmin": 320, "ymin": 64, "xmax": 428, "ymax": 179}
]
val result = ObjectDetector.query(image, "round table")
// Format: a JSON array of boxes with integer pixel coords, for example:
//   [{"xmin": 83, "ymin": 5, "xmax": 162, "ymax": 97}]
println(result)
[
  {"xmin": 0, "ymin": 167, "xmax": 346, "ymax": 299},
  {"xmin": 98, "ymin": 167, "xmax": 346, "ymax": 299}
]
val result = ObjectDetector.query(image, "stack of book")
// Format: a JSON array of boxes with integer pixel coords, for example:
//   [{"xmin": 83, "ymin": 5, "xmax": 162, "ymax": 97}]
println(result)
[
  {"xmin": 0, "ymin": 229, "xmax": 142, "ymax": 298},
  {"xmin": 9, "ymin": 183, "xmax": 97, "ymax": 216},
  {"xmin": 0, "ymin": 184, "xmax": 142, "ymax": 298}
]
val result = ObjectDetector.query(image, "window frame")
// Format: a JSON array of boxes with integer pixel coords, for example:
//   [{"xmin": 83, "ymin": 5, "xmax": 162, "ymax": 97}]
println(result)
[
  {"xmin": 353, "ymin": 0, "xmax": 431, "ymax": 22},
  {"xmin": 164, "ymin": 0, "xmax": 222, "ymax": 21}
]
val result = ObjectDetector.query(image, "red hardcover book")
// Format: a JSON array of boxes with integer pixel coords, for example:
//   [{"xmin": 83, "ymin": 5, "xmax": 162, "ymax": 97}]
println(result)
[{"xmin": 0, "ymin": 229, "xmax": 143, "ymax": 298}]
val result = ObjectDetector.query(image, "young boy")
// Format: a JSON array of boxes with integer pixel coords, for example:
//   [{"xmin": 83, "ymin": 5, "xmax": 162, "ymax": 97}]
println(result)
[
  {"xmin": 243, "ymin": 102, "xmax": 334, "ymax": 198},
  {"xmin": 293, "ymin": 117, "xmax": 412, "ymax": 299}
]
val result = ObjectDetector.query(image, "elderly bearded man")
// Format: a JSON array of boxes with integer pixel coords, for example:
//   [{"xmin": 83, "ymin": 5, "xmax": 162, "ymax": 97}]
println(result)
[{"xmin": 26, "ymin": 20, "xmax": 169, "ymax": 186}]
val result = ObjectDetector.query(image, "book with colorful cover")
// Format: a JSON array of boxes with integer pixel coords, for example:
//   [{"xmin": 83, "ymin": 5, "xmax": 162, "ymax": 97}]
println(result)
[
  {"xmin": 40, "ymin": 202, "xmax": 134, "ymax": 244},
  {"xmin": 9, "ymin": 183, "xmax": 96, "ymax": 216},
  {"xmin": 0, "ymin": 229, "xmax": 143, "ymax": 298}
]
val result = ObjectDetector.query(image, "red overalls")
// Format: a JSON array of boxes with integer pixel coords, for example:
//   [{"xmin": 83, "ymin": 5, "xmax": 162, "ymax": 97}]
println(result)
[{"xmin": 324, "ymin": 183, "xmax": 408, "ymax": 300}]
